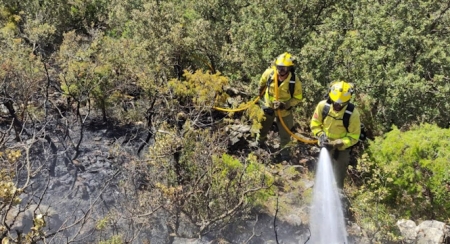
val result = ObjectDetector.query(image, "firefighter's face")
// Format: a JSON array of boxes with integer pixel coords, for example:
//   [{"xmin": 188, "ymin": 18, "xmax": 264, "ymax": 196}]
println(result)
[
  {"xmin": 332, "ymin": 101, "xmax": 349, "ymax": 111},
  {"xmin": 276, "ymin": 66, "xmax": 289, "ymax": 76}
]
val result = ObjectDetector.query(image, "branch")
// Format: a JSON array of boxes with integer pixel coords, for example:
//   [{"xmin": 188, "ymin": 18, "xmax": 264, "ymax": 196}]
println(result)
[
  {"xmin": 243, "ymin": 214, "xmax": 261, "ymax": 244},
  {"xmin": 49, "ymin": 170, "xmax": 121, "ymax": 242},
  {"xmin": 198, "ymin": 185, "xmax": 270, "ymax": 235},
  {"xmin": 274, "ymin": 193, "xmax": 279, "ymax": 244}
]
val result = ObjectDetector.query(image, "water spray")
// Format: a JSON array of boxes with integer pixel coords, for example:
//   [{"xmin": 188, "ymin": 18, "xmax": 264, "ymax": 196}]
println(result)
[{"xmin": 309, "ymin": 148, "xmax": 348, "ymax": 244}]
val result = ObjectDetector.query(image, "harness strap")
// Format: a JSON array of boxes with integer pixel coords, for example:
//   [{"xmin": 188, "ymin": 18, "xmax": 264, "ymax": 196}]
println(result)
[
  {"xmin": 266, "ymin": 72, "xmax": 296, "ymax": 98},
  {"xmin": 322, "ymin": 100, "xmax": 354, "ymax": 132}
]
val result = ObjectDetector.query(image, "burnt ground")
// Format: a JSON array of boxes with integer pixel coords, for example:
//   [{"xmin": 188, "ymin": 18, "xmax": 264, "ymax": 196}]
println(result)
[{"xmin": 1, "ymin": 101, "xmax": 368, "ymax": 243}]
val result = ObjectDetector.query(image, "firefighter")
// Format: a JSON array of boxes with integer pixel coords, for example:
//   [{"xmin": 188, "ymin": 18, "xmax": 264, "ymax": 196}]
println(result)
[
  {"xmin": 257, "ymin": 52, "xmax": 303, "ymax": 162},
  {"xmin": 310, "ymin": 81, "xmax": 361, "ymax": 188}
]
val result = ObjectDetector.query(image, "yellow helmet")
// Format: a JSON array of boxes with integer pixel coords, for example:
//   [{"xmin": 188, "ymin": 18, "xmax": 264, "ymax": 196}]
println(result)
[
  {"xmin": 328, "ymin": 81, "xmax": 354, "ymax": 104},
  {"xmin": 275, "ymin": 52, "xmax": 294, "ymax": 66}
]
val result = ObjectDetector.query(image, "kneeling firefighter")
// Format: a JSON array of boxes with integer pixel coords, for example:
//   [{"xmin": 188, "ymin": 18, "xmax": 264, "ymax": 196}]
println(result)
[
  {"xmin": 310, "ymin": 81, "xmax": 361, "ymax": 189},
  {"xmin": 257, "ymin": 52, "xmax": 303, "ymax": 161}
]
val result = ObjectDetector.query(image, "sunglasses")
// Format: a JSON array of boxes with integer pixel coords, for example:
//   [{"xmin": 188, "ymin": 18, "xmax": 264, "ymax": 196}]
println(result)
[
  {"xmin": 334, "ymin": 101, "xmax": 349, "ymax": 105},
  {"xmin": 276, "ymin": 66, "xmax": 289, "ymax": 72},
  {"xmin": 333, "ymin": 101, "xmax": 349, "ymax": 109}
]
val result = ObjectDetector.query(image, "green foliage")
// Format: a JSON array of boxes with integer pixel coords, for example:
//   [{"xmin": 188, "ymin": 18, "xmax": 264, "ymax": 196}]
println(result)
[
  {"xmin": 95, "ymin": 215, "xmax": 111, "ymax": 230},
  {"xmin": 245, "ymin": 103, "xmax": 265, "ymax": 136},
  {"xmin": 350, "ymin": 123, "xmax": 450, "ymax": 240},
  {"xmin": 0, "ymin": 150, "xmax": 22, "ymax": 205},
  {"xmin": 1, "ymin": 0, "xmax": 110, "ymax": 49},
  {"xmin": 168, "ymin": 69, "xmax": 229, "ymax": 107},
  {"xmin": 98, "ymin": 235, "xmax": 123, "ymax": 244},
  {"xmin": 301, "ymin": 0, "xmax": 450, "ymax": 134},
  {"xmin": 2, "ymin": 0, "xmax": 450, "ymax": 135},
  {"xmin": 223, "ymin": 0, "xmax": 341, "ymax": 81},
  {"xmin": 168, "ymin": 69, "xmax": 265, "ymax": 137},
  {"xmin": 58, "ymin": 31, "xmax": 106, "ymax": 111},
  {"xmin": 2, "ymin": 0, "xmax": 450, "ymax": 240},
  {"xmin": 0, "ymin": 37, "xmax": 46, "ymax": 120},
  {"xmin": 146, "ymin": 123, "xmax": 274, "ymax": 234},
  {"xmin": 57, "ymin": 30, "xmax": 144, "ymax": 121},
  {"xmin": 216, "ymin": 153, "xmax": 275, "ymax": 205},
  {"xmin": 0, "ymin": 5, "xmax": 21, "ymax": 36}
]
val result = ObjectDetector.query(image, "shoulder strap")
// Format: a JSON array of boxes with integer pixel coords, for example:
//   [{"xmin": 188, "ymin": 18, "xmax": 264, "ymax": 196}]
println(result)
[
  {"xmin": 289, "ymin": 73, "xmax": 295, "ymax": 98},
  {"xmin": 343, "ymin": 103, "xmax": 355, "ymax": 132},
  {"xmin": 322, "ymin": 99, "xmax": 332, "ymax": 122},
  {"xmin": 266, "ymin": 71, "xmax": 274, "ymax": 88},
  {"xmin": 266, "ymin": 71, "xmax": 296, "ymax": 98},
  {"xmin": 322, "ymin": 101, "xmax": 355, "ymax": 132}
]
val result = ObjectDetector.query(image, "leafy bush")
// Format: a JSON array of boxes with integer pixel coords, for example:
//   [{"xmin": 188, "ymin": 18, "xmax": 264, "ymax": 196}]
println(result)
[
  {"xmin": 0, "ymin": 150, "xmax": 22, "ymax": 206},
  {"xmin": 145, "ymin": 122, "xmax": 274, "ymax": 235},
  {"xmin": 168, "ymin": 69, "xmax": 229, "ymax": 107},
  {"xmin": 350, "ymin": 123, "xmax": 450, "ymax": 240}
]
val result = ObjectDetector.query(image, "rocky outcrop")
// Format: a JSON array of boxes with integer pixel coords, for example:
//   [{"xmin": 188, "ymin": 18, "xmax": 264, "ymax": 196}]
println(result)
[{"xmin": 397, "ymin": 219, "xmax": 450, "ymax": 244}]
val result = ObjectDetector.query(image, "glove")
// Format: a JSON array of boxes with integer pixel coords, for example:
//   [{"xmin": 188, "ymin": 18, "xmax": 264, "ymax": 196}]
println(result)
[
  {"xmin": 317, "ymin": 132, "xmax": 328, "ymax": 148},
  {"xmin": 325, "ymin": 139, "xmax": 344, "ymax": 148},
  {"xmin": 273, "ymin": 101, "xmax": 291, "ymax": 110}
]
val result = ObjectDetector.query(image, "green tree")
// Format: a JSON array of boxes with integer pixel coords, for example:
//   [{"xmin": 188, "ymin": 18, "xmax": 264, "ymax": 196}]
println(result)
[
  {"xmin": 0, "ymin": 37, "xmax": 46, "ymax": 137},
  {"xmin": 301, "ymin": 0, "xmax": 450, "ymax": 134}
]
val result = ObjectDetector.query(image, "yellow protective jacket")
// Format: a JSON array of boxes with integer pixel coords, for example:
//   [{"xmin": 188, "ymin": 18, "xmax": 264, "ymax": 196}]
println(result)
[
  {"xmin": 258, "ymin": 67, "xmax": 303, "ymax": 117},
  {"xmin": 310, "ymin": 100, "xmax": 361, "ymax": 150}
]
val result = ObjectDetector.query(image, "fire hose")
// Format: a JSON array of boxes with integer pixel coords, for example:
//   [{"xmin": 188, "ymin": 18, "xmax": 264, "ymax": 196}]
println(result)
[{"xmin": 212, "ymin": 75, "xmax": 318, "ymax": 144}]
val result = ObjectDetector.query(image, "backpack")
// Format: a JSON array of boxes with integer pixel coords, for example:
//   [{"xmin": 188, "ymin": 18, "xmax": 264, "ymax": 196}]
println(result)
[
  {"xmin": 266, "ymin": 72, "xmax": 296, "ymax": 98},
  {"xmin": 321, "ymin": 99, "xmax": 367, "ymax": 142}
]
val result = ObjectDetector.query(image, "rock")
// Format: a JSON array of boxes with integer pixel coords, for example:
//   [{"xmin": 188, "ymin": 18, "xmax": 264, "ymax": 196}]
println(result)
[
  {"xmin": 176, "ymin": 212, "xmax": 200, "ymax": 238},
  {"xmin": 172, "ymin": 237, "xmax": 206, "ymax": 244},
  {"xmin": 285, "ymin": 213, "xmax": 302, "ymax": 226},
  {"xmin": 347, "ymin": 221, "xmax": 370, "ymax": 244},
  {"xmin": 416, "ymin": 220, "xmax": 446, "ymax": 244},
  {"xmin": 229, "ymin": 124, "xmax": 251, "ymax": 133},
  {"xmin": 397, "ymin": 219, "xmax": 417, "ymax": 243},
  {"xmin": 229, "ymin": 136, "xmax": 240, "ymax": 145},
  {"xmin": 298, "ymin": 158, "xmax": 309, "ymax": 165},
  {"xmin": 3, "ymin": 204, "xmax": 63, "ymax": 235},
  {"xmin": 302, "ymin": 179, "xmax": 314, "ymax": 190}
]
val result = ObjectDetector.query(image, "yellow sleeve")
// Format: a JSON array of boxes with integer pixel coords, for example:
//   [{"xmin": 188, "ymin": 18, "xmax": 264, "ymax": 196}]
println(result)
[
  {"xmin": 310, "ymin": 101, "xmax": 326, "ymax": 136},
  {"xmin": 258, "ymin": 68, "xmax": 274, "ymax": 88},
  {"xmin": 341, "ymin": 107, "xmax": 361, "ymax": 149}
]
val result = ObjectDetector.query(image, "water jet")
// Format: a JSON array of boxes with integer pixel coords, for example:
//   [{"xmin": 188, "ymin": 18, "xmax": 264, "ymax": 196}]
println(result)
[{"xmin": 309, "ymin": 148, "xmax": 348, "ymax": 244}]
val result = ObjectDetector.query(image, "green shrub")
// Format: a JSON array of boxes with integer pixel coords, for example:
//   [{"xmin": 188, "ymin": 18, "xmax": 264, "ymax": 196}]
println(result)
[
  {"xmin": 146, "ymin": 122, "xmax": 275, "ymax": 235},
  {"xmin": 350, "ymin": 123, "xmax": 450, "ymax": 240}
]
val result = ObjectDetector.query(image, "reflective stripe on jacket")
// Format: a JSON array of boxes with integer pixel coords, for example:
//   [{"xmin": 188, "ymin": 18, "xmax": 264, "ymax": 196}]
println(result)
[{"xmin": 310, "ymin": 100, "xmax": 361, "ymax": 150}]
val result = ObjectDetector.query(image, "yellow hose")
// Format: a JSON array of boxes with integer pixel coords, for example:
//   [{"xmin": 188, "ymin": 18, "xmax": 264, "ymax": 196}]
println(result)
[
  {"xmin": 211, "ymin": 72, "xmax": 317, "ymax": 144},
  {"xmin": 212, "ymin": 96, "xmax": 260, "ymax": 112},
  {"xmin": 273, "ymin": 71, "xmax": 318, "ymax": 144},
  {"xmin": 275, "ymin": 109, "xmax": 318, "ymax": 144}
]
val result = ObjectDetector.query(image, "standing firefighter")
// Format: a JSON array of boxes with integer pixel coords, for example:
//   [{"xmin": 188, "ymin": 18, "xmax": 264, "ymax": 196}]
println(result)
[
  {"xmin": 310, "ymin": 81, "xmax": 361, "ymax": 189},
  {"xmin": 257, "ymin": 52, "xmax": 303, "ymax": 162}
]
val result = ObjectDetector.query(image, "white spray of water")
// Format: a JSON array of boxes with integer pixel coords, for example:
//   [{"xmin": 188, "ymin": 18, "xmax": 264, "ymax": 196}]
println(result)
[{"xmin": 309, "ymin": 148, "xmax": 348, "ymax": 244}]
